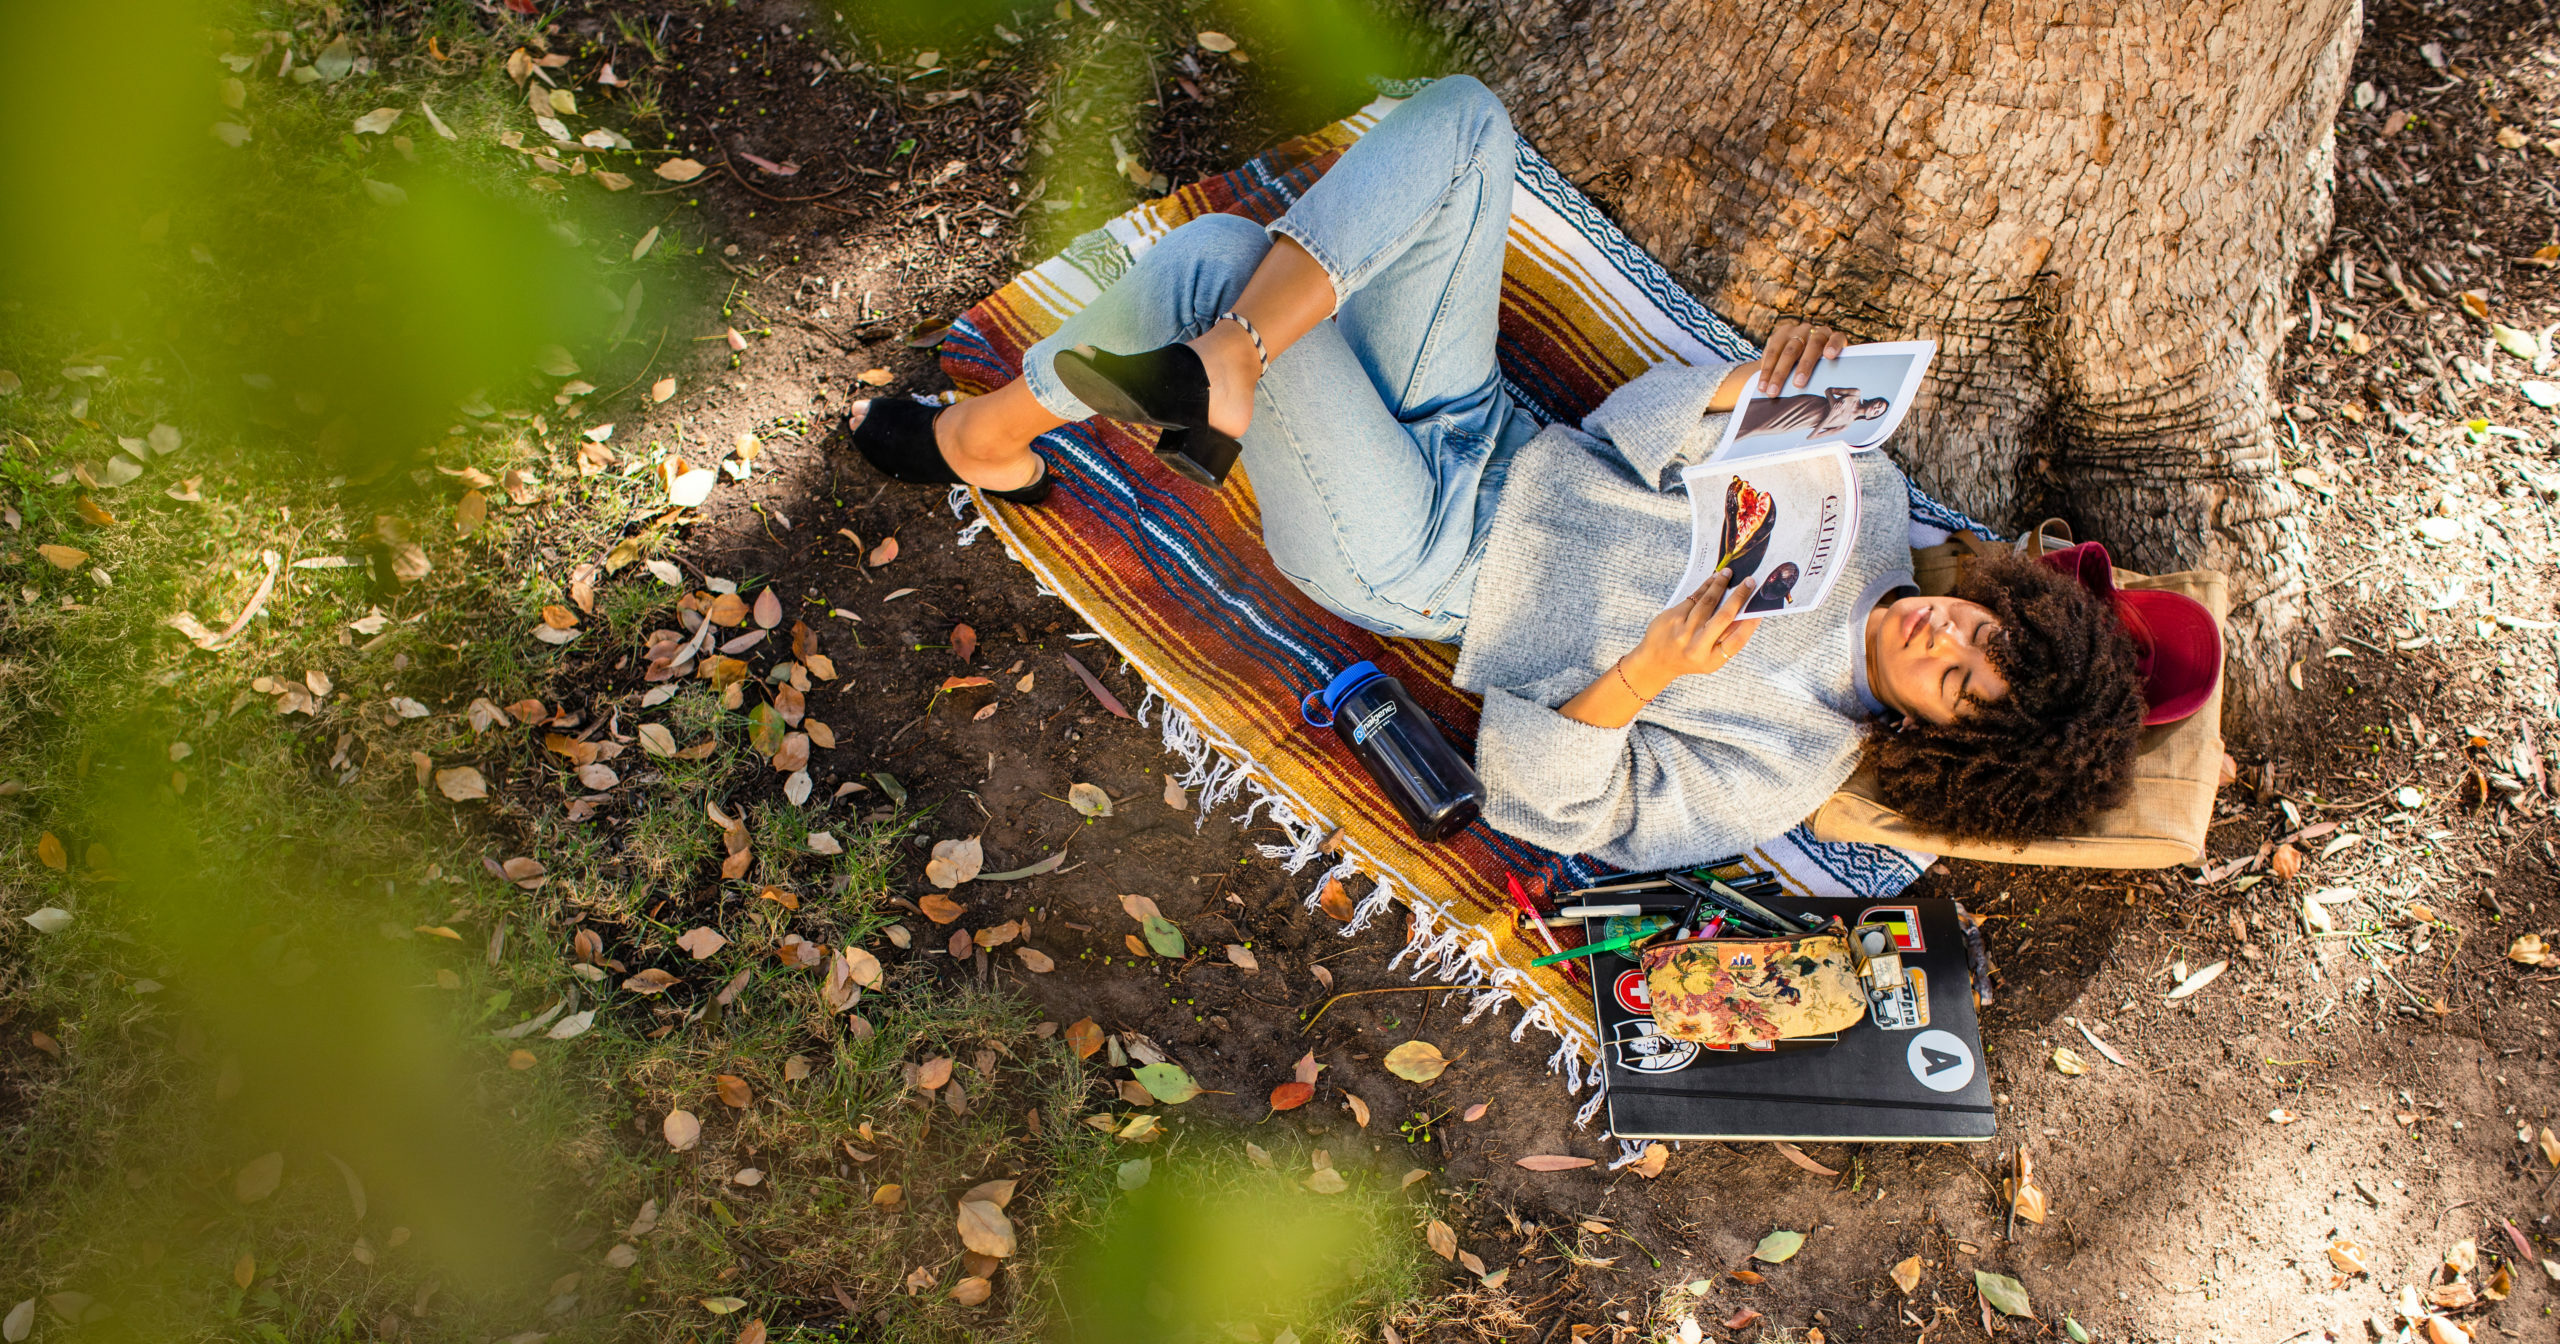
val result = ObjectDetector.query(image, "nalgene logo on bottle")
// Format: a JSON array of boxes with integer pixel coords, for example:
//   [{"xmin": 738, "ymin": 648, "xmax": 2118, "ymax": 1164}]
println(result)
[{"xmin": 1349, "ymin": 701, "xmax": 1398, "ymax": 745}]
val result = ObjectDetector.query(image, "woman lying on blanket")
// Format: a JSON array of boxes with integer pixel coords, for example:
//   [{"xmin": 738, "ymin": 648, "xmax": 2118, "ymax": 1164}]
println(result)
[{"xmin": 845, "ymin": 76, "xmax": 2218, "ymax": 868}]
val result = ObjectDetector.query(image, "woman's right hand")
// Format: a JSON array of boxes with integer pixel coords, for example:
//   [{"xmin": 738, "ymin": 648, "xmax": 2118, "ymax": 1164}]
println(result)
[
  {"xmin": 1756, "ymin": 320, "xmax": 1853, "ymax": 395},
  {"xmin": 1624, "ymin": 569, "xmax": 1762, "ymax": 690}
]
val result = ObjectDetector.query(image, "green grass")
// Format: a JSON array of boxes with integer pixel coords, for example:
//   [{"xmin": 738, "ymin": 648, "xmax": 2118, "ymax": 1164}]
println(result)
[{"xmin": 0, "ymin": 4, "xmax": 1437, "ymax": 1341}]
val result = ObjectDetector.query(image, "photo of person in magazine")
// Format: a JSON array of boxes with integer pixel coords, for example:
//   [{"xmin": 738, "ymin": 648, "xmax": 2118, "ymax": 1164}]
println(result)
[
  {"xmin": 1735, "ymin": 388, "xmax": 1891, "ymax": 445},
  {"xmin": 1743, "ymin": 562, "xmax": 1800, "ymax": 614},
  {"xmin": 1709, "ymin": 343, "xmax": 1927, "ymax": 459}
]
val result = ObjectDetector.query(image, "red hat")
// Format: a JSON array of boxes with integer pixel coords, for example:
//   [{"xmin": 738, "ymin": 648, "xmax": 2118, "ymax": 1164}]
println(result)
[{"xmin": 2037, "ymin": 542, "xmax": 2222, "ymax": 727}]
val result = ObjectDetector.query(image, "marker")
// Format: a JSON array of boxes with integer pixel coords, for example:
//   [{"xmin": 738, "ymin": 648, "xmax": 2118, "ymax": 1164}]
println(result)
[
  {"xmin": 1556, "ymin": 903, "xmax": 1644, "ymax": 919},
  {"xmin": 1507, "ymin": 873, "xmax": 1585, "ymax": 984},
  {"xmin": 1529, "ymin": 927, "xmax": 1653, "ymax": 968}
]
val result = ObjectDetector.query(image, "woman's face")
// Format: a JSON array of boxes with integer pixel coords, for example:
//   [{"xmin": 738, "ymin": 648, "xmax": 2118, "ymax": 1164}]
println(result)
[{"xmin": 1871, "ymin": 595, "xmax": 2010, "ymax": 725}]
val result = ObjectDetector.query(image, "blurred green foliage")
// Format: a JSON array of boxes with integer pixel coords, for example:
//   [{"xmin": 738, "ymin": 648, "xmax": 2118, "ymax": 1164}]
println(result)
[
  {"xmin": 0, "ymin": 2, "xmax": 1437, "ymax": 1339},
  {"xmin": 1051, "ymin": 1147, "xmax": 1426, "ymax": 1343},
  {"xmin": 0, "ymin": 0, "xmax": 608, "ymax": 488}
]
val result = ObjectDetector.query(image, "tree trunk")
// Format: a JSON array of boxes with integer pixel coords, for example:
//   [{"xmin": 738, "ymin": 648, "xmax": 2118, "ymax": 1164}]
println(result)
[{"xmin": 1405, "ymin": 0, "xmax": 2362, "ymax": 700}]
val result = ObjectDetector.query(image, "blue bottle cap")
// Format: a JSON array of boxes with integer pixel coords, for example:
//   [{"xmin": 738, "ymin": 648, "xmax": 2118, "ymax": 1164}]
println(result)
[
  {"xmin": 1319, "ymin": 660, "xmax": 1384, "ymax": 713},
  {"xmin": 1301, "ymin": 660, "xmax": 1385, "ymax": 729}
]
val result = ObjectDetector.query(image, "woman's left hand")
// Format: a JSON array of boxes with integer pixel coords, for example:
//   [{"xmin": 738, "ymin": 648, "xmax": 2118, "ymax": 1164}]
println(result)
[
  {"xmin": 1625, "ymin": 568, "xmax": 1763, "ymax": 688},
  {"xmin": 1755, "ymin": 319, "xmax": 1853, "ymax": 396}
]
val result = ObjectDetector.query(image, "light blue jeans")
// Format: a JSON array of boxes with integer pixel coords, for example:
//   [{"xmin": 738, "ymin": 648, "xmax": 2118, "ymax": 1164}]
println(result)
[{"xmin": 1022, "ymin": 76, "xmax": 1533, "ymax": 643}]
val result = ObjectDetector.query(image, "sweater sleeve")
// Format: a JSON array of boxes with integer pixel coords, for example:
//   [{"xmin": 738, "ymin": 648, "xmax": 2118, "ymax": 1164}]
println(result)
[
  {"xmin": 1471, "ymin": 667, "xmax": 1849, "ymax": 868},
  {"xmin": 1577, "ymin": 357, "xmax": 1742, "ymax": 491}
]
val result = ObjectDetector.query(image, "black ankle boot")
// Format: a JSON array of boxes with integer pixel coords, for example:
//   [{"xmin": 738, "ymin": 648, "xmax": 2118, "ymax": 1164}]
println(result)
[{"xmin": 1051, "ymin": 344, "xmax": 1243, "ymax": 488}]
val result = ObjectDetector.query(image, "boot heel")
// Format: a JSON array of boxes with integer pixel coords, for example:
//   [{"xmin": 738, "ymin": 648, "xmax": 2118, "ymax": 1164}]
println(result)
[{"xmin": 1152, "ymin": 426, "xmax": 1241, "ymax": 489}]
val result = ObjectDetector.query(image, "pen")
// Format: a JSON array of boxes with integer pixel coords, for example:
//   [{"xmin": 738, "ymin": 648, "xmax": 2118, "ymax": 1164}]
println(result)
[
  {"xmin": 1507, "ymin": 873, "xmax": 1586, "ymax": 984},
  {"xmin": 1530, "ymin": 927, "xmax": 1652, "ymax": 968}
]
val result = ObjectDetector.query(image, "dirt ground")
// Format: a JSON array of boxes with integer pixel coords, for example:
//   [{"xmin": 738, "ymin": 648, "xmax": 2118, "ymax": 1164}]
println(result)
[{"xmin": 552, "ymin": 0, "xmax": 2560, "ymax": 1337}]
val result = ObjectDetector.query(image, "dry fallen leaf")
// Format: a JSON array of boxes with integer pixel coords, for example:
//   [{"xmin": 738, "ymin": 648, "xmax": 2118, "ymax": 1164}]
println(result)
[
  {"xmin": 434, "ymin": 766, "xmax": 488, "ymax": 801},
  {"xmin": 1890, "ymin": 1255, "xmax": 1923, "ymax": 1294},
  {"xmin": 955, "ymin": 1196, "xmax": 1016, "ymax": 1258},
  {"xmin": 1632, "ymin": 1142, "xmax": 1670, "ymax": 1178},
  {"xmin": 868, "ymin": 536, "xmax": 899, "ymax": 567},
  {"xmin": 623, "ymin": 968, "xmax": 680, "ymax": 995},
  {"xmin": 676, "ymin": 927, "xmax": 728, "ymax": 960},
  {"xmin": 716, "ymin": 1075, "xmax": 753, "ymax": 1109},
  {"xmin": 1772, "ymin": 1141, "xmax": 1840, "ymax": 1176},
  {"xmin": 1514, "ymin": 1154, "xmax": 1594, "ymax": 1172},
  {"xmin": 925, "ymin": 837, "xmax": 984, "ymax": 888},
  {"xmin": 663, "ymin": 1108, "xmax": 701, "ymax": 1150},
  {"xmin": 2329, "ymin": 1238, "xmax": 2367, "ymax": 1275},
  {"xmin": 1064, "ymin": 1018, "xmax": 1103, "ymax": 1059},
  {"xmin": 234, "ymin": 1151, "xmax": 285, "ymax": 1203},
  {"xmin": 1383, "ymin": 1040, "xmax": 1449, "ymax": 1082},
  {"xmin": 2165, "ymin": 960, "xmax": 2227, "ymax": 999},
  {"xmin": 1427, "ymin": 1219, "xmax": 1458, "ymax": 1260},
  {"xmin": 1067, "ymin": 782, "xmax": 1113, "ymax": 817}
]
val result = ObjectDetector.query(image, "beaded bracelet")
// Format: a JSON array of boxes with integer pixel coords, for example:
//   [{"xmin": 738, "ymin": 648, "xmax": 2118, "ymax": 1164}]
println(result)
[{"xmin": 1612, "ymin": 657, "xmax": 1656, "ymax": 704}]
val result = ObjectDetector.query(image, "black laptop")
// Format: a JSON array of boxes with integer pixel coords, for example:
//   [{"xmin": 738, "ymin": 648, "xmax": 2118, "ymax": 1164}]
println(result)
[{"xmin": 1584, "ymin": 896, "xmax": 1995, "ymax": 1142}]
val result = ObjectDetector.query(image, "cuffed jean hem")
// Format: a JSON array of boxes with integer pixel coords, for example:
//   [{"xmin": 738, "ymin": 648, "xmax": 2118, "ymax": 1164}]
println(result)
[
  {"xmin": 1020, "ymin": 350, "xmax": 1092, "ymax": 424},
  {"xmin": 1278, "ymin": 562, "xmax": 1473, "ymax": 644}
]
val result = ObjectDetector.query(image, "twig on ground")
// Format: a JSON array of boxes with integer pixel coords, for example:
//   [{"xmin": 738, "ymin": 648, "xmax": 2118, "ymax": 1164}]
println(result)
[
  {"xmin": 1300, "ymin": 986, "xmax": 1438, "ymax": 1032},
  {"xmin": 714, "ymin": 150, "xmax": 863, "ymax": 209},
  {"xmin": 2317, "ymin": 560, "xmax": 2388, "ymax": 595},
  {"xmin": 600, "ymin": 325, "xmax": 671, "ymax": 404}
]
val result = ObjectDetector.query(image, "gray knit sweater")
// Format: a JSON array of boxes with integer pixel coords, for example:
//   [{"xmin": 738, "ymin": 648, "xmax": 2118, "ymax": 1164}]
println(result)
[{"xmin": 1451, "ymin": 360, "xmax": 1913, "ymax": 868}]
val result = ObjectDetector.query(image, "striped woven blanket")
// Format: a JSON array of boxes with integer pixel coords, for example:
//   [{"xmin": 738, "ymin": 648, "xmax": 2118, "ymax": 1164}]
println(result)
[{"xmin": 942, "ymin": 92, "xmax": 1980, "ymax": 1099}]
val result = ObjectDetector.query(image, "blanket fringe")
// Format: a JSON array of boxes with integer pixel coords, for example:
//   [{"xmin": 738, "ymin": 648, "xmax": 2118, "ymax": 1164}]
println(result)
[
  {"xmin": 1606, "ymin": 1138, "xmax": 1655, "ymax": 1171},
  {"xmin": 955, "ymin": 490, "xmax": 1609, "ymax": 1130},
  {"xmin": 936, "ymin": 483, "xmax": 983, "ymax": 547}
]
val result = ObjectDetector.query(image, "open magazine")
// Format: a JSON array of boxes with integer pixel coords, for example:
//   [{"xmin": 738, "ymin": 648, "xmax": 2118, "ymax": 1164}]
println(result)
[{"xmin": 1663, "ymin": 341, "xmax": 1934, "ymax": 620}]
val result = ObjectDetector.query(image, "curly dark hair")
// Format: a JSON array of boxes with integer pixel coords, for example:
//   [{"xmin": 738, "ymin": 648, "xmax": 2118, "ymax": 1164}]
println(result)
[{"xmin": 1865, "ymin": 552, "xmax": 2147, "ymax": 844}]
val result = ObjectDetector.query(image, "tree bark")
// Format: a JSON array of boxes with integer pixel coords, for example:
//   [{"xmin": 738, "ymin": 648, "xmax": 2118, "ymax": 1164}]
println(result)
[{"xmin": 1405, "ymin": 0, "xmax": 2362, "ymax": 699}]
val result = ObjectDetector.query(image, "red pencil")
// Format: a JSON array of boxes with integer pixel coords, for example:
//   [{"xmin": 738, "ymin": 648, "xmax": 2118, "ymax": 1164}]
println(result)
[{"xmin": 1507, "ymin": 873, "xmax": 1586, "ymax": 984}]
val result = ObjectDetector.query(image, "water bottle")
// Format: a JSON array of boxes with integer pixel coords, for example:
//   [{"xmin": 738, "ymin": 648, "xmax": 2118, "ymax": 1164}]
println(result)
[{"xmin": 1301, "ymin": 661, "xmax": 1484, "ymax": 842}]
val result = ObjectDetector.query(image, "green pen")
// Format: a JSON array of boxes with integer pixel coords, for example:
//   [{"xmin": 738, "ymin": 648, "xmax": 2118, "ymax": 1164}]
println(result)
[{"xmin": 1529, "ymin": 926, "xmax": 1654, "ymax": 968}]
